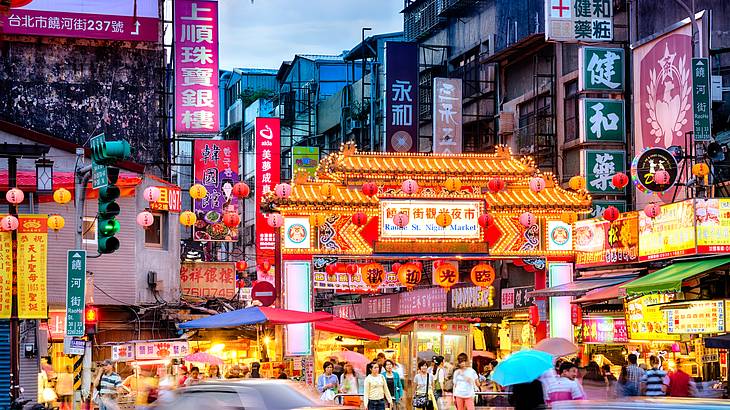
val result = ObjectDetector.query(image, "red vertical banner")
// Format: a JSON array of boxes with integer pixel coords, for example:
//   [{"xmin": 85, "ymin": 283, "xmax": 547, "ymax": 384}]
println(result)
[
  {"xmin": 17, "ymin": 215, "xmax": 48, "ymax": 319},
  {"xmin": 192, "ymin": 140, "xmax": 240, "ymax": 241},
  {"xmin": 174, "ymin": 0, "xmax": 220, "ymax": 134},
  {"xmin": 255, "ymin": 118, "xmax": 280, "ymax": 284}
]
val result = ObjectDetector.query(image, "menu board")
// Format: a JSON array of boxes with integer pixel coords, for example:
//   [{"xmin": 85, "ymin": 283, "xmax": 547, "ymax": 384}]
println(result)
[
  {"xmin": 666, "ymin": 300, "xmax": 725, "ymax": 334},
  {"xmin": 581, "ymin": 317, "xmax": 628, "ymax": 344},
  {"xmin": 638, "ymin": 200, "xmax": 696, "ymax": 261},
  {"xmin": 575, "ymin": 212, "xmax": 638, "ymax": 268},
  {"xmin": 696, "ymin": 199, "xmax": 730, "ymax": 253},
  {"xmin": 626, "ymin": 294, "xmax": 679, "ymax": 341}
]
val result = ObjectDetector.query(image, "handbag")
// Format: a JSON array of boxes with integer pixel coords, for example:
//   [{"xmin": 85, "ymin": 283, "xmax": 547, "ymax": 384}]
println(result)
[{"xmin": 412, "ymin": 373, "xmax": 432, "ymax": 409}]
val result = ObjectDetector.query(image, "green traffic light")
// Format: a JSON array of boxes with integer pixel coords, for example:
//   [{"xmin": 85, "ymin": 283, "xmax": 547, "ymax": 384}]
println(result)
[{"xmin": 98, "ymin": 219, "xmax": 120, "ymax": 236}]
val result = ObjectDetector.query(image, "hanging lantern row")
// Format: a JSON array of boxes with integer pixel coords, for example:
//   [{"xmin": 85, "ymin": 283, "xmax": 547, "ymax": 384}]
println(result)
[
  {"xmin": 361, "ymin": 182, "xmax": 378, "ymax": 197},
  {"xmin": 444, "ymin": 177, "xmax": 462, "ymax": 192},
  {"xmin": 223, "ymin": 212, "xmax": 240, "ymax": 228},
  {"xmin": 275, "ymin": 183, "xmax": 292, "ymax": 199},
  {"xmin": 180, "ymin": 211, "xmax": 197, "ymax": 226},
  {"xmin": 644, "ymin": 203, "xmax": 662, "ymax": 219},
  {"xmin": 612, "ymin": 172, "xmax": 629, "ymax": 189},
  {"xmin": 189, "ymin": 184, "xmax": 207, "ymax": 200},
  {"xmin": 233, "ymin": 182, "xmax": 251, "ymax": 198},
  {"xmin": 602, "ymin": 205, "xmax": 620, "ymax": 222},
  {"xmin": 236, "ymin": 260, "xmax": 248, "ymax": 272},
  {"xmin": 53, "ymin": 188, "xmax": 72, "ymax": 205},
  {"xmin": 48, "ymin": 215, "xmax": 65, "ymax": 232},
  {"xmin": 519, "ymin": 212, "xmax": 536, "ymax": 227},
  {"xmin": 654, "ymin": 170, "xmax": 671, "ymax": 185},
  {"xmin": 487, "ymin": 178, "xmax": 506, "ymax": 193},
  {"xmin": 393, "ymin": 212, "xmax": 410, "ymax": 228},
  {"xmin": 143, "ymin": 186, "xmax": 161, "ymax": 202},
  {"xmin": 435, "ymin": 212, "xmax": 452, "ymax": 228},
  {"xmin": 397, "ymin": 262, "xmax": 422, "ymax": 289},
  {"xmin": 351, "ymin": 212, "xmax": 368, "ymax": 227},
  {"xmin": 568, "ymin": 175, "xmax": 586, "ymax": 191},
  {"xmin": 267, "ymin": 213, "xmax": 284, "ymax": 228},
  {"xmin": 470, "ymin": 263, "xmax": 496, "ymax": 289},
  {"xmin": 478, "ymin": 212, "xmax": 494, "ymax": 229},
  {"xmin": 320, "ymin": 183, "xmax": 337, "ymax": 198},
  {"xmin": 401, "ymin": 179, "xmax": 419, "ymax": 195}
]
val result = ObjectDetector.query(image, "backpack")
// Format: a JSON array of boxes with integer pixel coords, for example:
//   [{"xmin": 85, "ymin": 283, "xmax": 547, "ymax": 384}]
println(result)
[{"xmin": 442, "ymin": 368, "xmax": 454, "ymax": 392}]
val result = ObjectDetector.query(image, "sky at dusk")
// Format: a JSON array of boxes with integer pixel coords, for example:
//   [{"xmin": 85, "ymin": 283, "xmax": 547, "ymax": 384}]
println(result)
[{"xmin": 217, "ymin": 0, "xmax": 404, "ymax": 70}]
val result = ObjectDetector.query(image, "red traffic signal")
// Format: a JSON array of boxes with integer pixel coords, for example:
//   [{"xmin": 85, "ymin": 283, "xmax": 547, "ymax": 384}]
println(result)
[{"xmin": 85, "ymin": 306, "xmax": 99, "ymax": 324}]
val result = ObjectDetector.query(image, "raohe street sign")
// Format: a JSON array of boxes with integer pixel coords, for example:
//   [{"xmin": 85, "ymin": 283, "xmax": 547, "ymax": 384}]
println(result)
[
  {"xmin": 692, "ymin": 58, "xmax": 712, "ymax": 141},
  {"xmin": 65, "ymin": 250, "xmax": 86, "ymax": 338}
]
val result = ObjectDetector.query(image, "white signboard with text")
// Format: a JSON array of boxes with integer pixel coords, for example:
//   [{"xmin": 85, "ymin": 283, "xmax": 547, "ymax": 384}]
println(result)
[{"xmin": 379, "ymin": 199, "xmax": 484, "ymax": 240}]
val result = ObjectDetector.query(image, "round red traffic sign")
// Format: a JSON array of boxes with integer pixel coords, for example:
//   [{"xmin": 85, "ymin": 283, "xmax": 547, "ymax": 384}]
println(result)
[{"xmin": 251, "ymin": 281, "xmax": 277, "ymax": 307}]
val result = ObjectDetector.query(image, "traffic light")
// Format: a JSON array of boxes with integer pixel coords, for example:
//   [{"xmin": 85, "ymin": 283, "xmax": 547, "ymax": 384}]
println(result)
[
  {"xmin": 97, "ymin": 167, "xmax": 121, "ymax": 254},
  {"xmin": 90, "ymin": 134, "xmax": 131, "ymax": 165},
  {"xmin": 85, "ymin": 306, "xmax": 98, "ymax": 335}
]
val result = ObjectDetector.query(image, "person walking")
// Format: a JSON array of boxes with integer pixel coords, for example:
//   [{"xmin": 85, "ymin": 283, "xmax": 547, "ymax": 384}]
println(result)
[
  {"xmin": 55, "ymin": 365, "xmax": 74, "ymax": 410},
  {"xmin": 545, "ymin": 362, "xmax": 585, "ymax": 404},
  {"xmin": 363, "ymin": 362, "xmax": 392, "ymax": 410},
  {"xmin": 94, "ymin": 360, "xmax": 126, "ymax": 410},
  {"xmin": 641, "ymin": 355, "xmax": 667, "ymax": 396},
  {"xmin": 317, "ymin": 361, "xmax": 339, "ymax": 402},
  {"xmin": 382, "ymin": 359, "xmax": 403, "ymax": 409},
  {"xmin": 623, "ymin": 354, "xmax": 644, "ymax": 396},
  {"xmin": 452, "ymin": 354, "xmax": 479, "ymax": 410},
  {"xmin": 667, "ymin": 359, "xmax": 696, "ymax": 397},
  {"xmin": 250, "ymin": 362, "xmax": 262, "ymax": 378},
  {"xmin": 431, "ymin": 356, "xmax": 446, "ymax": 409},
  {"xmin": 184, "ymin": 367, "xmax": 203, "ymax": 386},
  {"xmin": 339, "ymin": 362, "xmax": 361, "ymax": 407},
  {"xmin": 413, "ymin": 360, "xmax": 435, "ymax": 410}
]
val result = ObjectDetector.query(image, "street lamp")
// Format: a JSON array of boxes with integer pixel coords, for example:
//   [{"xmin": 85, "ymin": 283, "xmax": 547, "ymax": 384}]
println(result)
[{"xmin": 35, "ymin": 156, "xmax": 54, "ymax": 193}]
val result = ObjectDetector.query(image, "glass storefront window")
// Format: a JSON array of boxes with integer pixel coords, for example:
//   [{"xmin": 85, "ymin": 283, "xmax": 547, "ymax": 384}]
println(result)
[
  {"xmin": 417, "ymin": 331, "xmax": 442, "ymax": 356},
  {"xmin": 443, "ymin": 335, "xmax": 467, "ymax": 363}
]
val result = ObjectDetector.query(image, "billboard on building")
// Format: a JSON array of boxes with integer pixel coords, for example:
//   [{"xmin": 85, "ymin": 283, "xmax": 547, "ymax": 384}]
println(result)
[
  {"xmin": 545, "ymin": 0, "xmax": 613, "ymax": 42},
  {"xmin": 432, "ymin": 78, "xmax": 462, "ymax": 154},
  {"xmin": 192, "ymin": 139, "xmax": 239, "ymax": 242},
  {"xmin": 292, "ymin": 147, "xmax": 319, "ymax": 177},
  {"xmin": 2, "ymin": 0, "xmax": 159, "ymax": 41},
  {"xmin": 385, "ymin": 41, "xmax": 419, "ymax": 153},
  {"xmin": 255, "ymin": 118, "xmax": 280, "ymax": 284},
  {"xmin": 174, "ymin": 0, "xmax": 220, "ymax": 134}
]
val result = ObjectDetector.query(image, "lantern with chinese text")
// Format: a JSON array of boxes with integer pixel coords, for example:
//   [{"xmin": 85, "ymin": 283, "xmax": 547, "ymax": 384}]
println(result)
[
  {"xmin": 602, "ymin": 206, "xmax": 619, "ymax": 222},
  {"xmin": 189, "ymin": 184, "xmax": 207, "ymax": 200},
  {"xmin": 391, "ymin": 262, "xmax": 402, "ymax": 274},
  {"xmin": 346, "ymin": 264, "xmax": 359, "ymax": 276},
  {"xmin": 611, "ymin": 172, "xmax": 629, "ymax": 189},
  {"xmin": 528, "ymin": 305, "xmax": 540, "ymax": 327},
  {"xmin": 444, "ymin": 177, "xmax": 462, "ymax": 192},
  {"xmin": 654, "ymin": 170, "xmax": 671, "ymax": 185},
  {"xmin": 644, "ymin": 203, "xmax": 661, "ymax": 219},
  {"xmin": 470, "ymin": 263, "xmax": 496, "ymax": 288},
  {"xmin": 435, "ymin": 212, "xmax": 452, "ymax": 228},
  {"xmin": 320, "ymin": 183, "xmax": 336, "ymax": 199},
  {"xmin": 274, "ymin": 183, "xmax": 292, "ymax": 199},
  {"xmin": 223, "ymin": 212, "xmax": 240, "ymax": 228},
  {"xmin": 478, "ymin": 212, "xmax": 494, "ymax": 229},
  {"xmin": 361, "ymin": 263, "xmax": 385, "ymax": 289},
  {"xmin": 351, "ymin": 212, "xmax": 368, "ymax": 227},
  {"xmin": 235, "ymin": 261, "xmax": 248, "ymax": 272},
  {"xmin": 136, "ymin": 211, "xmax": 154, "ymax": 228},
  {"xmin": 397, "ymin": 263, "xmax": 422, "ymax": 289},
  {"xmin": 48, "ymin": 215, "xmax": 65, "ymax": 232},
  {"xmin": 519, "ymin": 212, "xmax": 536, "ymax": 227},
  {"xmin": 529, "ymin": 177, "xmax": 546, "ymax": 193},
  {"xmin": 362, "ymin": 182, "xmax": 378, "ymax": 197},
  {"xmin": 487, "ymin": 178, "xmax": 506, "ymax": 193},
  {"xmin": 692, "ymin": 163, "xmax": 710, "ymax": 177},
  {"xmin": 143, "ymin": 186, "xmax": 161, "ymax": 202},
  {"xmin": 310, "ymin": 213, "xmax": 327, "ymax": 227},
  {"xmin": 568, "ymin": 176, "xmax": 586, "ymax": 191},
  {"xmin": 5, "ymin": 188, "xmax": 23, "ymax": 205},
  {"xmin": 1, "ymin": 215, "xmax": 19, "ymax": 231},
  {"xmin": 267, "ymin": 214, "xmax": 284, "ymax": 228},
  {"xmin": 571, "ymin": 304, "xmax": 583, "ymax": 327},
  {"xmin": 233, "ymin": 182, "xmax": 251, "ymax": 198},
  {"xmin": 560, "ymin": 211, "xmax": 578, "ymax": 225},
  {"xmin": 434, "ymin": 263, "xmax": 459, "ymax": 291},
  {"xmin": 258, "ymin": 260, "xmax": 272, "ymax": 273},
  {"xmin": 53, "ymin": 188, "xmax": 72, "ymax": 205},
  {"xmin": 401, "ymin": 179, "xmax": 419, "ymax": 195},
  {"xmin": 393, "ymin": 212, "xmax": 410, "ymax": 228},
  {"xmin": 179, "ymin": 211, "xmax": 197, "ymax": 227}
]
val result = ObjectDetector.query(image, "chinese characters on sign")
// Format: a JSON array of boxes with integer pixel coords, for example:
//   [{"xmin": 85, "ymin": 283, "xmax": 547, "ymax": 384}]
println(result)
[
  {"xmin": 65, "ymin": 251, "xmax": 86, "ymax": 337},
  {"xmin": 0, "ymin": 228, "xmax": 11, "ymax": 319},
  {"xmin": 111, "ymin": 344, "xmax": 135, "ymax": 362},
  {"xmin": 626, "ymin": 294, "xmax": 679, "ymax": 341},
  {"xmin": 638, "ymin": 200, "xmax": 696, "ymax": 261},
  {"xmin": 580, "ymin": 317, "xmax": 628, "ymax": 344},
  {"xmin": 193, "ymin": 140, "xmax": 239, "ymax": 242},
  {"xmin": 1, "ymin": 0, "xmax": 159, "ymax": 41},
  {"xmin": 432, "ymin": 78, "xmax": 462, "ymax": 154},
  {"xmin": 174, "ymin": 0, "xmax": 220, "ymax": 133},
  {"xmin": 584, "ymin": 150, "xmax": 625, "ymax": 194},
  {"xmin": 312, "ymin": 261, "xmax": 400, "ymax": 291},
  {"xmin": 580, "ymin": 99, "xmax": 625, "ymax": 142},
  {"xmin": 385, "ymin": 42, "xmax": 419, "ymax": 153},
  {"xmin": 580, "ymin": 47, "xmax": 625, "ymax": 92},
  {"xmin": 180, "ymin": 262, "xmax": 236, "ymax": 299},
  {"xmin": 255, "ymin": 118, "xmax": 281, "ymax": 284},
  {"xmin": 696, "ymin": 199, "xmax": 730, "ymax": 253},
  {"xmin": 666, "ymin": 300, "xmax": 725, "ymax": 334},
  {"xmin": 135, "ymin": 341, "xmax": 190, "ymax": 360},
  {"xmin": 149, "ymin": 186, "xmax": 182, "ymax": 213},
  {"xmin": 575, "ymin": 212, "xmax": 638, "ymax": 268},
  {"xmin": 379, "ymin": 199, "xmax": 484, "ymax": 240},
  {"xmin": 17, "ymin": 215, "xmax": 48, "ymax": 319},
  {"xmin": 692, "ymin": 58, "xmax": 712, "ymax": 141},
  {"xmin": 546, "ymin": 0, "xmax": 613, "ymax": 42},
  {"xmin": 500, "ymin": 287, "xmax": 535, "ymax": 310}
]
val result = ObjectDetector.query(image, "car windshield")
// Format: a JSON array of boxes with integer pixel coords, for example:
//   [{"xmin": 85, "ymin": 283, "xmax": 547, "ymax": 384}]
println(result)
[{"xmin": 251, "ymin": 382, "xmax": 321, "ymax": 409}]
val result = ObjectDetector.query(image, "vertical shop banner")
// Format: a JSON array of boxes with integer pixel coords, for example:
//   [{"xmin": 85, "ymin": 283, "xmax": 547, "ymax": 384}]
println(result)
[
  {"xmin": 174, "ymin": 0, "xmax": 220, "ymax": 134},
  {"xmin": 0, "ymin": 228, "xmax": 12, "ymax": 319},
  {"xmin": 292, "ymin": 147, "xmax": 319, "ymax": 177},
  {"xmin": 65, "ymin": 250, "xmax": 86, "ymax": 337},
  {"xmin": 385, "ymin": 41, "xmax": 418, "ymax": 153},
  {"xmin": 584, "ymin": 150, "xmax": 625, "ymax": 194},
  {"xmin": 432, "ymin": 78, "xmax": 463, "ymax": 154},
  {"xmin": 284, "ymin": 261, "xmax": 312, "ymax": 356},
  {"xmin": 579, "ymin": 99, "xmax": 625, "ymax": 142},
  {"xmin": 17, "ymin": 215, "xmax": 48, "ymax": 319},
  {"xmin": 193, "ymin": 140, "xmax": 239, "ymax": 241},
  {"xmin": 1, "ymin": 0, "xmax": 159, "ymax": 41},
  {"xmin": 545, "ymin": 0, "xmax": 613, "ymax": 42},
  {"xmin": 255, "ymin": 118, "xmax": 281, "ymax": 283},
  {"xmin": 579, "ymin": 47, "xmax": 625, "ymax": 92},
  {"xmin": 692, "ymin": 58, "xmax": 712, "ymax": 141}
]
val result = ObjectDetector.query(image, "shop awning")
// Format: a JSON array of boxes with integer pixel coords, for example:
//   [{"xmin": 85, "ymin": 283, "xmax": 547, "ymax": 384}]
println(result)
[
  {"xmin": 572, "ymin": 279, "xmax": 636, "ymax": 304},
  {"xmin": 622, "ymin": 257, "xmax": 730, "ymax": 296},
  {"xmin": 315, "ymin": 317, "xmax": 381, "ymax": 341},
  {"xmin": 178, "ymin": 307, "xmax": 332, "ymax": 329},
  {"xmin": 528, "ymin": 278, "xmax": 629, "ymax": 298},
  {"xmin": 355, "ymin": 321, "xmax": 398, "ymax": 337},
  {"xmin": 705, "ymin": 334, "xmax": 730, "ymax": 349}
]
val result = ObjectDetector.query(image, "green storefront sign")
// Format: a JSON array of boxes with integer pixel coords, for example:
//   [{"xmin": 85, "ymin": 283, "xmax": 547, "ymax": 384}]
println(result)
[
  {"xmin": 581, "ymin": 47, "xmax": 624, "ymax": 92},
  {"xmin": 581, "ymin": 98, "xmax": 625, "ymax": 142},
  {"xmin": 589, "ymin": 200, "xmax": 627, "ymax": 219},
  {"xmin": 585, "ymin": 150, "xmax": 626, "ymax": 195},
  {"xmin": 692, "ymin": 58, "xmax": 711, "ymax": 142},
  {"xmin": 65, "ymin": 250, "xmax": 86, "ymax": 337}
]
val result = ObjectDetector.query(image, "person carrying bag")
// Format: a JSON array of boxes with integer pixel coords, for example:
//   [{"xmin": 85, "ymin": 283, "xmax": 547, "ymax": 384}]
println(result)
[{"xmin": 413, "ymin": 360, "xmax": 436, "ymax": 410}]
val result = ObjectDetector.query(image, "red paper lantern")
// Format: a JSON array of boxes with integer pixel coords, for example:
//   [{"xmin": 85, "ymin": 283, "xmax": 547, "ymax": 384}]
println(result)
[
  {"xmin": 611, "ymin": 172, "xmax": 629, "ymax": 189},
  {"xmin": 235, "ymin": 261, "xmax": 248, "ymax": 272},
  {"xmin": 223, "ymin": 212, "xmax": 240, "ymax": 228},
  {"xmin": 529, "ymin": 177, "xmax": 546, "ymax": 193},
  {"xmin": 5, "ymin": 188, "xmax": 24, "ymax": 205},
  {"xmin": 654, "ymin": 170, "xmax": 671, "ymax": 185},
  {"xmin": 346, "ymin": 264, "xmax": 359, "ymax": 276},
  {"xmin": 571, "ymin": 304, "xmax": 583, "ymax": 327},
  {"xmin": 470, "ymin": 263, "xmax": 496, "ymax": 288},
  {"xmin": 258, "ymin": 260, "xmax": 272, "ymax": 273},
  {"xmin": 361, "ymin": 263, "xmax": 386, "ymax": 289},
  {"xmin": 143, "ymin": 186, "xmax": 161, "ymax": 202},
  {"xmin": 233, "ymin": 182, "xmax": 251, "ymax": 198},
  {"xmin": 397, "ymin": 262, "xmax": 422, "ymax": 289},
  {"xmin": 528, "ymin": 305, "xmax": 540, "ymax": 327},
  {"xmin": 602, "ymin": 206, "xmax": 620, "ymax": 222},
  {"xmin": 644, "ymin": 203, "xmax": 662, "ymax": 219},
  {"xmin": 478, "ymin": 213, "xmax": 494, "ymax": 228},
  {"xmin": 351, "ymin": 212, "xmax": 368, "ymax": 227},
  {"xmin": 487, "ymin": 178, "xmax": 506, "ymax": 193},
  {"xmin": 434, "ymin": 263, "xmax": 459, "ymax": 290},
  {"xmin": 362, "ymin": 182, "xmax": 378, "ymax": 197},
  {"xmin": 274, "ymin": 183, "xmax": 293, "ymax": 199}
]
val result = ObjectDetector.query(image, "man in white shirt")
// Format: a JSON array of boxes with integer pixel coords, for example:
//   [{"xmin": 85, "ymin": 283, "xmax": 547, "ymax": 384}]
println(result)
[{"xmin": 546, "ymin": 362, "xmax": 585, "ymax": 404}]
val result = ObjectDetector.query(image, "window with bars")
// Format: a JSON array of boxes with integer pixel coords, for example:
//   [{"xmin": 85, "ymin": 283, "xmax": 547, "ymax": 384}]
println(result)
[{"xmin": 564, "ymin": 81, "xmax": 579, "ymax": 143}]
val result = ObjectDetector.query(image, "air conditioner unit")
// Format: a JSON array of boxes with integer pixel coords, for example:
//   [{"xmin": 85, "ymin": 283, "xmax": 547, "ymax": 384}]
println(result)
[{"xmin": 499, "ymin": 111, "xmax": 515, "ymax": 135}]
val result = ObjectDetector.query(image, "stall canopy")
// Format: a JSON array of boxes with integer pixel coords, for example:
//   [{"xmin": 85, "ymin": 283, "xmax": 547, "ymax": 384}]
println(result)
[
  {"xmin": 705, "ymin": 334, "xmax": 730, "ymax": 349},
  {"xmin": 571, "ymin": 279, "xmax": 637, "ymax": 304},
  {"xmin": 178, "ymin": 306, "xmax": 332, "ymax": 329},
  {"xmin": 528, "ymin": 277, "xmax": 630, "ymax": 298},
  {"xmin": 622, "ymin": 257, "xmax": 730, "ymax": 297},
  {"xmin": 315, "ymin": 316, "xmax": 380, "ymax": 341}
]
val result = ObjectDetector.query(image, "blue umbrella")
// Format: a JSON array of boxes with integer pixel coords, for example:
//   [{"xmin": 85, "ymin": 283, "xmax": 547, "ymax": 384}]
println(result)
[{"xmin": 491, "ymin": 349, "xmax": 554, "ymax": 386}]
